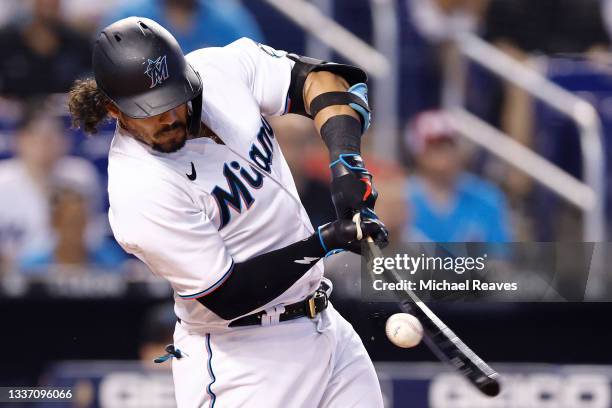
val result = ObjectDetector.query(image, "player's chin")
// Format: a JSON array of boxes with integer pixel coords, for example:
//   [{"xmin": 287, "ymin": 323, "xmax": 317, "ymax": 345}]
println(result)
[{"xmin": 152, "ymin": 132, "xmax": 187, "ymax": 153}]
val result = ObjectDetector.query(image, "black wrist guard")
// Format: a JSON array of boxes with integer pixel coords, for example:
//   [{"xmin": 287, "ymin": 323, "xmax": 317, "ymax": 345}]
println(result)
[{"xmin": 320, "ymin": 115, "xmax": 362, "ymax": 161}]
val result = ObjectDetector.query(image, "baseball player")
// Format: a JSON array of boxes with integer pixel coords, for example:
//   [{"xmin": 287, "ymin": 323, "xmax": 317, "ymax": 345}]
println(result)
[{"xmin": 69, "ymin": 17, "xmax": 388, "ymax": 407}]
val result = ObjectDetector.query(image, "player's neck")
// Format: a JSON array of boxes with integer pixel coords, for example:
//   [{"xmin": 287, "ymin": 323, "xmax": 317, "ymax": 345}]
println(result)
[{"xmin": 196, "ymin": 123, "xmax": 224, "ymax": 145}]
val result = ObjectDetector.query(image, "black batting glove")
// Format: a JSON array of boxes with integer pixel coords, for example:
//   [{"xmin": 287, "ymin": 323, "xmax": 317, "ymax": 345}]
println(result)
[
  {"xmin": 317, "ymin": 213, "xmax": 388, "ymax": 255},
  {"xmin": 329, "ymin": 154, "xmax": 378, "ymax": 219}
]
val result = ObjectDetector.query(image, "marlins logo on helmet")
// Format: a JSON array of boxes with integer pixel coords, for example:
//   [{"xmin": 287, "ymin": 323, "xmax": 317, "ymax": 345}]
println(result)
[{"xmin": 145, "ymin": 55, "xmax": 169, "ymax": 88}]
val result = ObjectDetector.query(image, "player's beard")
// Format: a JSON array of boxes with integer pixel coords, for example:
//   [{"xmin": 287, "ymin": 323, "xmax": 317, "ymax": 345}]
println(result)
[
  {"xmin": 121, "ymin": 118, "xmax": 188, "ymax": 153},
  {"xmin": 151, "ymin": 122, "xmax": 188, "ymax": 153}
]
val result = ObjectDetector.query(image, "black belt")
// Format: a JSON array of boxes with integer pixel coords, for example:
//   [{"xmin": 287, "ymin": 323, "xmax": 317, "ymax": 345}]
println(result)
[{"xmin": 228, "ymin": 283, "xmax": 330, "ymax": 328}]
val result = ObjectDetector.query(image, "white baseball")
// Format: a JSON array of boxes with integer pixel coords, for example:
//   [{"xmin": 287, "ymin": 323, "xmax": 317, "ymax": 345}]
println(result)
[{"xmin": 385, "ymin": 313, "xmax": 423, "ymax": 348}]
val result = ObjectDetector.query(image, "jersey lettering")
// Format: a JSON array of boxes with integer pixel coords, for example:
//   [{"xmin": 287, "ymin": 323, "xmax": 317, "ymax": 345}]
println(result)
[
  {"xmin": 212, "ymin": 119, "xmax": 276, "ymax": 229},
  {"xmin": 248, "ymin": 118, "xmax": 275, "ymax": 173},
  {"xmin": 240, "ymin": 165, "xmax": 264, "ymax": 188},
  {"xmin": 212, "ymin": 163, "xmax": 255, "ymax": 229}
]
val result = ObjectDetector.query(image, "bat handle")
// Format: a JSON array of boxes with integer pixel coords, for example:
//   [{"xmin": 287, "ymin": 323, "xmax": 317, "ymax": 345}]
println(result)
[
  {"xmin": 353, "ymin": 212, "xmax": 382, "ymax": 258},
  {"xmin": 352, "ymin": 212, "xmax": 376, "ymax": 243},
  {"xmin": 351, "ymin": 212, "xmax": 364, "ymax": 240}
]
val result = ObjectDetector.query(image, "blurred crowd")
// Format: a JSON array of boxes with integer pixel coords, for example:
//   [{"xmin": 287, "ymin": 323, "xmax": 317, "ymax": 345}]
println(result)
[
  {"xmin": 0, "ymin": 0, "xmax": 265, "ymax": 278},
  {"xmin": 1, "ymin": 0, "xmax": 612, "ymax": 280}
]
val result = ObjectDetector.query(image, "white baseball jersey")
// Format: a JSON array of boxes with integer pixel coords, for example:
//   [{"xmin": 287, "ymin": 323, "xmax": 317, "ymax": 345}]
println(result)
[{"xmin": 108, "ymin": 38, "xmax": 324, "ymax": 332}]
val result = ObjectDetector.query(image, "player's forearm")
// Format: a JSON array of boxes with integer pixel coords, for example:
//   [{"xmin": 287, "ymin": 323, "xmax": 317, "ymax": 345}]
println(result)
[
  {"xmin": 300, "ymin": 72, "xmax": 376, "ymax": 219},
  {"xmin": 197, "ymin": 217, "xmax": 388, "ymax": 321},
  {"xmin": 196, "ymin": 234, "xmax": 326, "ymax": 320},
  {"xmin": 304, "ymin": 71, "xmax": 364, "ymax": 161}
]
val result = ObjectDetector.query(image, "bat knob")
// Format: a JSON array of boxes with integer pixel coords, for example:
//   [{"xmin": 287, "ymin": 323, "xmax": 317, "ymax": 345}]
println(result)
[{"xmin": 478, "ymin": 375, "xmax": 501, "ymax": 397}]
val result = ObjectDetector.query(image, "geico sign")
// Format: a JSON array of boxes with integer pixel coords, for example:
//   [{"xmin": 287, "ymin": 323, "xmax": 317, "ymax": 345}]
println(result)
[
  {"xmin": 430, "ymin": 372, "xmax": 610, "ymax": 408},
  {"xmin": 99, "ymin": 372, "xmax": 174, "ymax": 408}
]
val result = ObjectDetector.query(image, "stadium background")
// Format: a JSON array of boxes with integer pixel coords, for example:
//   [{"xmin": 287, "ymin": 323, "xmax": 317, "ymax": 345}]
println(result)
[{"xmin": 0, "ymin": 0, "xmax": 611, "ymax": 407}]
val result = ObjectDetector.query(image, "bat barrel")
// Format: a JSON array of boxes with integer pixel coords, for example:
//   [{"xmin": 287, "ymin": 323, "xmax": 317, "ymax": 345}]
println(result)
[{"xmin": 365, "ymin": 239, "xmax": 502, "ymax": 398}]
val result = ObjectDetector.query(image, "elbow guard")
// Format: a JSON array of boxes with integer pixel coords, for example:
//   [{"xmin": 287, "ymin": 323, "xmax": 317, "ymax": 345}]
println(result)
[
  {"xmin": 310, "ymin": 83, "xmax": 370, "ymax": 132},
  {"xmin": 286, "ymin": 54, "xmax": 370, "ymax": 131}
]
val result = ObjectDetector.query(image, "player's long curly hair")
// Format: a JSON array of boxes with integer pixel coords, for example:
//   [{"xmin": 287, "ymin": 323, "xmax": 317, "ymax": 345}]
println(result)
[{"xmin": 68, "ymin": 78, "xmax": 111, "ymax": 134}]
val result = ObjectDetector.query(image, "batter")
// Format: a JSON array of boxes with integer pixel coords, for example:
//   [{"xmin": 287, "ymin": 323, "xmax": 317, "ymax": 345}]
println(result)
[{"xmin": 69, "ymin": 17, "xmax": 387, "ymax": 407}]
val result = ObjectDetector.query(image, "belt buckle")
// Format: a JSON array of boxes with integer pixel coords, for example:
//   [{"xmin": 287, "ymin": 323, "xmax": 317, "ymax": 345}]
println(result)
[
  {"xmin": 307, "ymin": 296, "xmax": 316, "ymax": 319},
  {"xmin": 307, "ymin": 289, "xmax": 328, "ymax": 319}
]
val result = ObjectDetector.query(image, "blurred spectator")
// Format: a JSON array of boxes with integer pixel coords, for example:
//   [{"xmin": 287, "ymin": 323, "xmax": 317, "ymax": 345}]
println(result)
[
  {"xmin": 0, "ymin": 0, "xmax": 120, "ymax": 35},
  {"xmin": 103, "ymin": 0, "xmax": 264, "ymax": 53},
  {"xmin": 485, "ymin": 0, "xmax": 610, "ymax": 55},
  {"xmin": 0, "ymin": 105, "xmax": 103, "ymax": 274},
  {"xmin": 19, "ymin": 186, "xmax": 127, "ymax": 272},
  {"xmin": 473, "ymin": 0, "xmax": 611, "ymax": 201},
  {"xmin": 408, "ymin": 0, "xmax": 486, "ymax": 43},
  {"xmin": 534, "ymin": 56, "xmax": 612, "ymax": 240},
  {"xmin": 404, "ymin": 110, "xmax": 511, "ymax": 242},
  {"xmin": 398, "ymin": 0, "xmax": 488, "ymax": 121},
  {"xmin": 0, "ymin": 3, "xmax": 23, "ymax": 28},
  {"xmin": 271, "ymin": 115, "xmax": 336, "ymax": 226},
  {"xmin": 481, "ymin": 0, "xmax": 610, "ymax": 141},
  {"xmin": 62, "ymin": 0, "xmax": 122, "ymax": 33},
  {"xmin": 0, "ymin": 0, "xmax": 92, "ymax": 97}
]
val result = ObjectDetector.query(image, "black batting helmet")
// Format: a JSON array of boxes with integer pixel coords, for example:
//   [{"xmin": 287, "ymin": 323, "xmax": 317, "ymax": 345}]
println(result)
[{"xmin": 92, "ymin": 17, "xmax": 202, "ymax": 136}]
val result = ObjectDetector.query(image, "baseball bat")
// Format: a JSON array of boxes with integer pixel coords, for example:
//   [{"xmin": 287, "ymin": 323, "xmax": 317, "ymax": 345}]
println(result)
[{"xmin": 364, "ymin": 236, "xmax": 501, "ymax": 397}]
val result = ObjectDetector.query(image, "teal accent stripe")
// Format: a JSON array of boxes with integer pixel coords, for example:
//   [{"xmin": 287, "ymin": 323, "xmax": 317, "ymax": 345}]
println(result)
[
  {"xmin": 179, "ymin": 261, "xmax": 235, "ymax": 299},
  {"xmin": 317, "ymin": 225, "xmax": 329, "ymax": 253},
  {"xmin": 205, "ymin": 333, "xmax": 217, "ymax": 407}
]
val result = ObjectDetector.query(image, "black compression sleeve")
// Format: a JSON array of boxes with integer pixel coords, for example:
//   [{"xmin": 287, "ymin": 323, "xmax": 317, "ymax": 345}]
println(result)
[
  {"xmin": 320, "ymin": 115, "xmax": 362, "ymax": 161},
  {"xmin": 197, "ymin": 234, "xmax": 326, "ymax": 320}
]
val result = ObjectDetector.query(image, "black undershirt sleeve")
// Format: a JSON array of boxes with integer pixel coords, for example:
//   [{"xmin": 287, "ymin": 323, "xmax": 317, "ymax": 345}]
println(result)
[
  {"xmin": 197, "ymin": 234, "xmax": 326, "ymax": 320},
  {"xmin": 320, "ymin": 114, "xmax": 362, "ymax": 161}
]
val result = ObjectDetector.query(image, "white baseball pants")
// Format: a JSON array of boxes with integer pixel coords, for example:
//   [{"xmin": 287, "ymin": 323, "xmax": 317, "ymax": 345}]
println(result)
[{"xmin": 171, "ymin": 303, "xmax": 383, "ymax": 407}]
